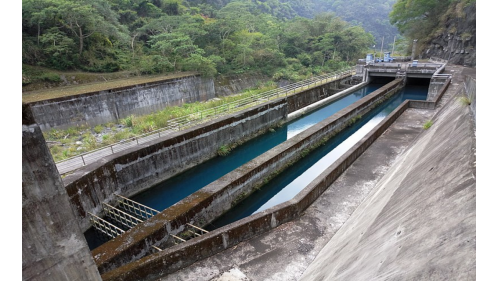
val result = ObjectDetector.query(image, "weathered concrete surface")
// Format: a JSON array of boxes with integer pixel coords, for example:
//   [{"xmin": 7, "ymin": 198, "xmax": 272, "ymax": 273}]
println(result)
[
  {"xmin": 30, "ymin": 74, "xmax": 215, "ymax": 131},
  {"xmin": 155, "ymin": 66, "xmax": 475, "ymax": 281},
  {"xmin": 214, "ymin": 74, "xmax": 270, "ymax": 97},
  {"xmin": 299, "ymin": 67, "xmax": 476, "ymax": 280},
  {"xmin": 22, "ymin": 104, "xmax": 102, "ymax": 281},
  {"xmin": 94, "ymin": 80, "xmax": 404, "ymax": 278},
  {"xmin": 63, "ymin": 99, "xmax": 287, "ymax": 231}
]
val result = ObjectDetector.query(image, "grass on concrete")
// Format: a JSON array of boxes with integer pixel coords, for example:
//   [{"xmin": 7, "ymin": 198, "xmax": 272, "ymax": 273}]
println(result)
[
  {"xmin": 423, "ymin": 120, "xmax": 433, "ymax": 130},
  {"xmin": 44, "ymin": 82, "xmax": 278, "ymax": 162},
  {"xmin": 22, "ymin": 64, "xmax": 197, "ymax": 103}
]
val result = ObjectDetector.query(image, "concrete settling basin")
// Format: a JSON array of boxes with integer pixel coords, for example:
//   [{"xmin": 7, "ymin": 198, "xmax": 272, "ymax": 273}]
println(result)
[
  {"xmin": 88, "ymin": 75, "xmax": 443, "ymax": 281},
  {"xmin": 85, "ymin": 81, "xmax": 388, "ymax": 250}
]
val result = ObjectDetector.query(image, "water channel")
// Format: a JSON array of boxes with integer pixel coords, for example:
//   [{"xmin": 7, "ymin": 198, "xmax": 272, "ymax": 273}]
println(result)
[
  {"xmin": 85, "ymin": 79, "xmax": 415, "ymax": 250},
  {"xmin": 207, "ymin": 82, "xmax": 428, "ymax": 230}
]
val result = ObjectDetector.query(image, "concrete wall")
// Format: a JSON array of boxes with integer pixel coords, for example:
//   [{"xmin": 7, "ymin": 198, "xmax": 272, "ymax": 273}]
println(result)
[
  {"xmin": 299, "ymin": 80, "xmax": 475, "ymax": 281},
  {"xmin": 22, "ymin": 104, "xmax": 102, "ymax": 281},
  {"xmin": 61, "ymin": 77, "xmax": 353, "ymax": 234},
  {"xmin": 214, "ymin": 74, "xmax": 270, "ymax": 97},
  {"xmin": 62, "ymin": 99, "xmax": 288, "ymax": 231},
  {"xmin": 30, "ymin": 74, "xmax": 216, "ymax": 131},
  {"xmin": 286, "ymin": 80, "xmax": 345, "ymax": 113},
  {"xmin": 92, "ymin": 79, "xmax": 405, "ymax": 275},
  {"xmin": 465, "ymin": 75, "xmax": 476, "ymax": 120},
  {"xmin": 98, "ymin": 80, "xmax": 414, "ymax": 281}
]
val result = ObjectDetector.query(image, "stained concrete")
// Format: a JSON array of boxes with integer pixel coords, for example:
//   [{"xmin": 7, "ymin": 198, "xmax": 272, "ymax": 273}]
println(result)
[
  {"xmin": 299, "ymin": 66, "xmax": 475, "ymax": 280},
  {"xmin": 22, "ymin": 104, "xmax": 102, "ymax": 281},
  {"xmin": 94, "ymin": 80, "xmax": 403, "ymax": 278},
  {"xmin": 156, "ymin": 65, "xmax": 475, "ymax": 281},
  {"xmin": 30, "ymin": 75, "xmax": 215, "ymax": 131}
]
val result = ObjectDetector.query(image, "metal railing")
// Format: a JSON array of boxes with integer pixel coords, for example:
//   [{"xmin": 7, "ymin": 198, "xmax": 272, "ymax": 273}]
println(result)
[
  {"xmin": 103, "ymin": 203, "xmax": 144, "ymax": 229},
  {"xmin": 55, "ymin": 67, "xmax": 356, "ymax": 175},
  {"xmin": 114, "ymin": 193, "xmax": 160, "ymax": 220},
  {"xmin": 88, "ymin": 212, "xmax": 125, "ymax": 239}
]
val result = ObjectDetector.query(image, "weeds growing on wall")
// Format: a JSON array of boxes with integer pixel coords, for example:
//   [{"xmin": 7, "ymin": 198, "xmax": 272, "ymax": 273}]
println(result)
[{"xmin": 217, "ymin": 145, "xmax": 231, "ymax": 156}]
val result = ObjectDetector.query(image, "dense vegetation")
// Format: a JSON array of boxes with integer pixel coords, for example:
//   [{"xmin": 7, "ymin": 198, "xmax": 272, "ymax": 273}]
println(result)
[
  {"xmin": 22, "ymin": 0, "xmax": 377, "ymax": 81},
  {"xmin": 389, "ymin": 0, "xmax": 476, "ymax": 54}
]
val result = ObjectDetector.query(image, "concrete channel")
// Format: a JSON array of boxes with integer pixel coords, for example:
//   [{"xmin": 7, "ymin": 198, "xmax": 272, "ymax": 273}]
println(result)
[
  {"xmin": 95, "ymin": 79, "xmax": 425, "ymax": 278},
  {"xmin": 97, "ymin": 70, "xmax": 457, "ymax": 280}
]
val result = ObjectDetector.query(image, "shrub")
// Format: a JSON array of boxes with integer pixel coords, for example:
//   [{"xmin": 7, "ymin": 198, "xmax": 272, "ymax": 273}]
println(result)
[
  {"xmin": 123, "ymin": 115, "xmax": 135, "ymax": 127},
  {"xmin": 423, "ymin": 120, "xmax": 433, "ymax": 130},
  {"xmin": 217, "ymin": 145, "xmax": 231, "ymax": 156},
  {"xmin": 458, "ymin": 96, "xmax": 472, "ymax": 106},
  {"xmin": 40, "ymin": 73, "xmax": 62, "ymax": 82},
  {"xmin": 94, "ymin": 125, "xmax": 104, "ymax": 134}
]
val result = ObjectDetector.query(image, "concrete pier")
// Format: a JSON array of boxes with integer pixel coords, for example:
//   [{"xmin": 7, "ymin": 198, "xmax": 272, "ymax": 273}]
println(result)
[{"xmin": 22, "ymin": 104, "xmax": 102, "ymax": 281}]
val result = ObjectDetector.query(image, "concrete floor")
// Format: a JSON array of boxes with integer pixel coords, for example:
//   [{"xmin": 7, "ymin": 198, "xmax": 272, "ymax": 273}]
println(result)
[{"xmin": 158, "ymin": 65, "xmax": 475, "ymax": 281}]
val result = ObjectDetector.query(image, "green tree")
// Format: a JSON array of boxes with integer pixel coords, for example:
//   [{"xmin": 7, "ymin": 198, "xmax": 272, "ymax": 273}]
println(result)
[{"xmin": 149, "ymin": 32, "xmax": 204, "ymax": 70}]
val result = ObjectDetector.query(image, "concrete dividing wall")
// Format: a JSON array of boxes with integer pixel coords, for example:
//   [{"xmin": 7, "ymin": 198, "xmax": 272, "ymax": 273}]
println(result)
[
  {"xmin": 287, "ymin": 79, "xmax": 345, "ymax": 113},
  {"xmin": 30, "ymin": 74, "xmax": 215, "ymax": 131},
  {"xmin": 98, "ymin": 80, "xmax": 416, "ymax": 281},
  {"xmin": 63, "ymin": 99, "xmax": 288, "ymax": 231},
  {"xmin": 411, "ymin": 77, "xmax": 450, "ymax": 109},
  {"xmin": 22, "ymin": 104, "xmax": 102, "ymax": 281},
  {"xmin": 93, "ymin": 79, "xmax": 405, "ymax": 275},
  {"xmin": 62, "ymin": 77, "xmax": 356, "ymax": 233}
]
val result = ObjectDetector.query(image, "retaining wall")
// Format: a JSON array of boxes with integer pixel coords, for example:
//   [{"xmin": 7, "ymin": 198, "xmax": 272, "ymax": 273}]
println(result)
[
  {"xmin": 98, "ymin": 80, "xmax": 424, "ymax": 281},
  {"xmin": 30, "ymin": 74, "xmax": 215, "ymax": 131},
  {"xmin": 93, "ymin": 79, "xmax": 405, "ymax": 275}
]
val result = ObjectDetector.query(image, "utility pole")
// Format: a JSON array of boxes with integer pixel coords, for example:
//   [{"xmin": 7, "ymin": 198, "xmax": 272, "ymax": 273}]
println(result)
[
  {"xmin": 379, "ymin": 36, "xmax": 384, "ymax": 59},
  {"xmin": 411, "ymin": 39, "xmax": 418, "ymax": 60},
  {"xmin": 391, "ymin": 36, "xmax": 396, "ymax": 55}
]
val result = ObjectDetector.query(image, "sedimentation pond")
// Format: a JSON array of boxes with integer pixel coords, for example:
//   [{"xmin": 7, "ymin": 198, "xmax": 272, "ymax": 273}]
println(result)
[
  {"xmin": 207, "ymin": 83, "xmax": 428, "ymax": 230},
  {"xmin": 130, "ymin": 83, "xmax": 382, "ymax": 211},
  {"xmin": 85, "ymin": 80, "xmax": 416, "ymax": 250}
]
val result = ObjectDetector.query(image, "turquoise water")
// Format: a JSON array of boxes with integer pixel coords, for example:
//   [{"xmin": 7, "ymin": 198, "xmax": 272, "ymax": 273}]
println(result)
[
  {"xmin": 207, "ymin": 84, "xmax": 428, "ymax": 230},
  {"xmin": 130, "ymin": 84, "xmax": 382, "ymax": 211},
  {"xmin": 84, "ymin": 83, "xmax": 386, "ymax": 250}
]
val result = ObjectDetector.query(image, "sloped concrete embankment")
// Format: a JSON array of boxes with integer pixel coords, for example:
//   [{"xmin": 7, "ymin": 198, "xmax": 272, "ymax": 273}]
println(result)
[
  {"xmin": 95, "ymin": 80, "xmax": 405, "ymax": 279},
  {"xmin": 299, "ymin": 81, "xmax": 475, "ymax": 280}
]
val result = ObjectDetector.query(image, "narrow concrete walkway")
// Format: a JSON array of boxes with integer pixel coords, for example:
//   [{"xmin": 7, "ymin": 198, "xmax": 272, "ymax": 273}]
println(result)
[{"xmin": 157, "ymin": 65, "xmax": 474, "ymax": 281}]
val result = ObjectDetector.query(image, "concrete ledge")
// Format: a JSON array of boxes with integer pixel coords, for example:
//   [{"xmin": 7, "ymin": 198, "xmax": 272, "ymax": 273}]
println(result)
[
  {"xmin": 287, "ymin": 82, "xmax": 369, "ymax": 122},
  {"xmin": 96, "ymin": 79, "xmax": 406, "ymax": 277}
]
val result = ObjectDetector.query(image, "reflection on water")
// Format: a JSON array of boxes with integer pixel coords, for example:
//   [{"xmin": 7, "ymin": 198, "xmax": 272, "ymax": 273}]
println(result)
[
  {"xmin": 130, "ymin": 84, "xmax": 382, "ymax": 211},
  {"xmin": 84, "ymin": 84, "xmax": 383, "ymax": 250},
  {"xmin": 208, "ymin": 84, "xmax": 428, "ymax": 230}
]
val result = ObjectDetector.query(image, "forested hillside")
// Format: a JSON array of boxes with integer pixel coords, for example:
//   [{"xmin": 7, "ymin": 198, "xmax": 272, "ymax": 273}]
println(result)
[
  {"xmin": 390, "ymin": 0, "xmax": 476, "ymax": 65},
  {"xmin": 22, "ymin": 0, "xmax": 377, "ymax": 84}
]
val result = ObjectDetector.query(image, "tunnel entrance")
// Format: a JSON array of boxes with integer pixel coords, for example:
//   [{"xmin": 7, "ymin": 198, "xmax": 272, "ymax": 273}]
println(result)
[
  {"xmin": 406, "ymin": 77, "xmax": 431, "ymax": 86},
  {"xmin": 369, "ymin": 76, "xmax": 395, "ymax": 84}
]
